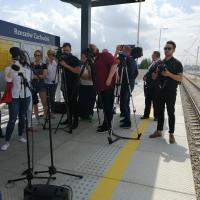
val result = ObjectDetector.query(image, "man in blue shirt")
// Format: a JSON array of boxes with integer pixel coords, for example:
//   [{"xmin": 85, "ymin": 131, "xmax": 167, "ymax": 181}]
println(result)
[{"xmin": 116, "ymin": 45, "xmax": 138, "ymax": 128}]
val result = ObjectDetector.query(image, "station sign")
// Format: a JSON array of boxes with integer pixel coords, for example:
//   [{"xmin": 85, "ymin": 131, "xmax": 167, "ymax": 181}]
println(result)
[{"xmin": 0, "ymin": 20, "xmax": 60, "ymax": 47}]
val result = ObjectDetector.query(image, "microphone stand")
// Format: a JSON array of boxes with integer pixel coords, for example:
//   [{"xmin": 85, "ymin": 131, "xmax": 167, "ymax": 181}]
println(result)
[
  {"xmin": 7, "ymin": 72, "xmax": 54, "ymax": 188},
  {"xmin": 35, "ymin": 81, "xmax": 83, "ymax": 184}
]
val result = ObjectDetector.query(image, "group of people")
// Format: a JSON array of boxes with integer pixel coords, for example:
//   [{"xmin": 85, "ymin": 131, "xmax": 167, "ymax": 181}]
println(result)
[{"xmin": 0, "ymin": 40, "xmax": 183, "ymax": 151}]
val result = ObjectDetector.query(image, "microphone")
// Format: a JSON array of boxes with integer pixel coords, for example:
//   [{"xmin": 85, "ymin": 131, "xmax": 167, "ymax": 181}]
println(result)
[
  {"xmin": 11, "ymin": 64, "xmax": 20, "ymax": 71},
  {"xmin": 9, "ymin": 47, "xmax": 21, "ymax": 59}
]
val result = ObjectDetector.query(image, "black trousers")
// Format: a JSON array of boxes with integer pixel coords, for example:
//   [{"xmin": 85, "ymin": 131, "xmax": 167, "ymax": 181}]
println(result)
[
  {"xmin": 157, "ymin": 90, "xmax": 177, "ymax": 134},
  {"xmin": 120, "ymin": 82, "xmax": 135, "ymax": 123},
  {"xmin": 100, "ymin": 89, "xmax": 115, "ymax": 128},
  {"xmin": 78, "ymin": 85, "xmax": 96, "ymax": 118},
  {"xmin": 63, "ymin": 84, "xmax": 79, "ymax": 120},
  {"xmin": 143, "ymin": 85, "xmax": 159, "ymax": 118}
]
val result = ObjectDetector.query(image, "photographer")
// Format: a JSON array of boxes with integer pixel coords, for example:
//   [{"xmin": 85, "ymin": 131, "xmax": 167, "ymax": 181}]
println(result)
[
  {"xmin": 93, "ymin": 45, "xmax": 117, "ymax": 133},
  {"xmin": 78, "ymin": 50, "xmax": 96, "ymax": 121},
  {"xmin": 141, "ymin": 51, "xmax": 161, "ymax": 121},
  {"xmin": 149, "ymin": 41, "xmax": 183, "ymax": 144},
  {"xmin": 116, "ymin": 45, "xmax": 138, "ymax": 128},
  {"xmin": 31, "ymin": 50, "xmax": 48, "ymax": 123},
  {"xmin": 59, "ymin": 43, "xmax": 81, "ymax": 130},
  {"xmin": 1, "ymin": 49, "xmax": 31, "ymax": 151}
]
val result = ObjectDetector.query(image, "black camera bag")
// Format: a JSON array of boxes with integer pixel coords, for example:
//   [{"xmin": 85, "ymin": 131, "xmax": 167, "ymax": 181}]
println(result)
[{"xmin": 24, "ymin": 184, "xmax": 71, "ymax": 200}]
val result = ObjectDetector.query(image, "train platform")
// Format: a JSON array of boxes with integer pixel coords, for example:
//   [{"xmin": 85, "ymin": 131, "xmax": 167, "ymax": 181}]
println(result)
[{"xmin": 0, "ymin": 82, "xmax": 196, "ymax": 200}]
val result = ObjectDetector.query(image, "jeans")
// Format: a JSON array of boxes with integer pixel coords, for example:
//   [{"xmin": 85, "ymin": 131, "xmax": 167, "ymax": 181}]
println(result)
[
  {"xmin": 5, "ymin": 97, "xmax": 30, "ymax": 142},
  {"xmin": 157, "ymin": 90, "xmax": 177, "ymax": 134},
  {"xmin": 100, "ymin": 89, "xmax": 115, "ymax": 128},
  {"xmin": 120, "ymin": 82, "xmax": 135, "ymax": 124}
]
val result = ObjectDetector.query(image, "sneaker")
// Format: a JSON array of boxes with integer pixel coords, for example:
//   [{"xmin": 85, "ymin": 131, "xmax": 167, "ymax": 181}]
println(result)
[
  {"xmin": 140, "ymin": 116, "xmax": 149, "ymax": 119},
  {"xmin": 169, "ymin": 134, "xmax": 175, "ymax": 144},
  {"xmin": 120, "ymin": 123, "xmax": 131, "ymax": 129},
  {"xmin": 18, "ymin": 137, "xmax": 27, "ymax": 143},
  {"xmin": 149, "ymin": 130, "xmax": 162, "ymax": 138},
  {"xmin": 97, "ymin": 126, "xmax": 109, "ymax": 133},
  {"xmin": 1, "ymin": 142, "xmax": 10, "ymax": 151}
]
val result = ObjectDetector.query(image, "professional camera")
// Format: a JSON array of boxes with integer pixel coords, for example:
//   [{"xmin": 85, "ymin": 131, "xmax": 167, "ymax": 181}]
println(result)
[
  {"xmin": 55, "ymin": 47, "xmax": 69, "ymax": 62},
  {"xmin": 156, "ymin": 61, "xmax": 168, "ymax": 72},
  {"xmin": 118, "ymin": 45, "xmax": 143, "ymax": 59}
]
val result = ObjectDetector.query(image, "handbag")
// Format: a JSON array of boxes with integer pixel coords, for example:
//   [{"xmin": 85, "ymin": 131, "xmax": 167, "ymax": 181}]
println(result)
[{"xmin": 0, "ymin": 82, "xmax": 13, "ymax": 104}]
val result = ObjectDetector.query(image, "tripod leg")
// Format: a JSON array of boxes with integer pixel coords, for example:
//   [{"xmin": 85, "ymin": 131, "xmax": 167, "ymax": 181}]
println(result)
[
  {"xmin": 34, "ymin": 170, "xmax": 49, "ymax": 175},
  {"xmin": 8, "ymin": 177, "xmax": 28, "ymax": 184},
  {"xmin": 54, "ymin": 112, "xmax": 64, "ymax": 134},
  {"xmin": 34, "ymin": 176, "xmax": 56, "ymax": 180},
  {"xmin": 57, "ymin": 171, "xmax": 83, "ymax": 179}
]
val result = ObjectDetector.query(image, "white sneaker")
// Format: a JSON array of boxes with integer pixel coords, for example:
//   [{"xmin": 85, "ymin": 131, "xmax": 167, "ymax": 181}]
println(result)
[
  {"xmin": 1, "ymin": 142, "xmax": 10, "ymax": 151},
  {"xmin": 18, "ymin": 137, "xmax": 27, "ymax": 143}
]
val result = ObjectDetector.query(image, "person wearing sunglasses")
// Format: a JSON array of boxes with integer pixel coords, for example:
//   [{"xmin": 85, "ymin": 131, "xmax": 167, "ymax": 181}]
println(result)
[
  {"xmin": 31, "ymin": 50, "xmax": 48, "ymax": 123},
  {"xmin": 149, "ymin": 41, "xmax": 183, "ymax": 144}
]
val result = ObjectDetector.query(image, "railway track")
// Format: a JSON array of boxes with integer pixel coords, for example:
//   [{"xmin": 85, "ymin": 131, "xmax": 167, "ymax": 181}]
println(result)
[{"xmin": 181, "ymin": 75, "xmax": 200, "ymax": 200}]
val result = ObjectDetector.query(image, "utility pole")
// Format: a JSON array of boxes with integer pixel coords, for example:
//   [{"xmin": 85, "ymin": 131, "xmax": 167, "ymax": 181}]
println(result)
[
  {"xmin": 196, "ymin": 46, "xmax": 199, "ymax": 70},
  {"xmin": 136, "ymin": 2, "xmax": 141, "ymax": 46}
]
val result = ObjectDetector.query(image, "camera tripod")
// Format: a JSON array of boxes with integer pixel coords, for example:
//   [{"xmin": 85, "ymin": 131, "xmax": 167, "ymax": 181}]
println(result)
[
  {"xmin": 107, "ymin": 57, "xmax": 142, "ymax": 144},
  {"xmin": 54, "ymin": 64, "xmax": 77, "ymax": 134},
  {"xmin": 35, "ymin": 85, "xmax": 83, "ymax": 184}
]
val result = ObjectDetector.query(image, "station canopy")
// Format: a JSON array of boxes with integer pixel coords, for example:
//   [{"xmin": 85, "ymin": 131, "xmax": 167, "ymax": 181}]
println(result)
[
  {"xmin": 61, "ymin": 0, "xmax": 145, "ymax": 8},
  {"xmin": 60, "ymin": 0, "xmax": 145, "ymax": 51}
]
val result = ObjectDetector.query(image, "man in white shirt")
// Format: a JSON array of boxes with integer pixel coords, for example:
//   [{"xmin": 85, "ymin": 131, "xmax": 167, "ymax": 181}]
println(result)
[{"xmin": 1, "ymin": 52, "xmax": 31, "ymax": 151}]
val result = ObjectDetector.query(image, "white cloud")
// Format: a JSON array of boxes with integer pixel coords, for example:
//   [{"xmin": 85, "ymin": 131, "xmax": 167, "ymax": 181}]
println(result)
[{"xmin": 0, "ymin": 0, "xmax": 200, "ymax": 65}]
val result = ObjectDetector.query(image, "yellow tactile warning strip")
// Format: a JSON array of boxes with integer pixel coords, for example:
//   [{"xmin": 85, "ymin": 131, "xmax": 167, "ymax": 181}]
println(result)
[{"xmin": 89, "ymin": 118, "xmax": 151, "ymax": 200}]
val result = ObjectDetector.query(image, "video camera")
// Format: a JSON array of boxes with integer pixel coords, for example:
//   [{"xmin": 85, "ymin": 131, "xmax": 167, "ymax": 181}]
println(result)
[
  {"xmin": 55, "ymin": 47, "xmax": 69, "ymax": 62},
  {"xmin": 155, "ymin": 60, "xmax": 168, "ymax": 73},
  {"xmin": 83, "ymin": 48, "xmax": 95, "ymax": 61},
  {"xmin": 118, "ymin": 45, "xmax": 143, "ymax": 59}
]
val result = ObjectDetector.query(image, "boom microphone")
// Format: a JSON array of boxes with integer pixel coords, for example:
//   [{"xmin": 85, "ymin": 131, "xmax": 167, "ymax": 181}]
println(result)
[{"xmin": 9, "ymin": 47, "xmax": 21, "ymax": 59}]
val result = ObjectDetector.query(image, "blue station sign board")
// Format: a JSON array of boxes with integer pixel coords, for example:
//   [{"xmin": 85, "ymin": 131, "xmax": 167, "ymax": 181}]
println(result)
[{"xmin": 0, "ymin": 20, "xmax": 60, "ymax": 47}]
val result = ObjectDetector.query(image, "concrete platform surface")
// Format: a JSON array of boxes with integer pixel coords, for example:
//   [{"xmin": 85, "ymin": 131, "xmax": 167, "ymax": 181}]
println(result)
[{"xmin": 0, "ymin": 82, "xmax": 196, "ymax": 200}]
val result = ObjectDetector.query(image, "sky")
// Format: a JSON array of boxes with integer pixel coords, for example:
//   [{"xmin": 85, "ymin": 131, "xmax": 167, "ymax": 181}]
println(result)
[{"xmin": 0, "ymin": 0, "xmax": 200, "ymax": 65}]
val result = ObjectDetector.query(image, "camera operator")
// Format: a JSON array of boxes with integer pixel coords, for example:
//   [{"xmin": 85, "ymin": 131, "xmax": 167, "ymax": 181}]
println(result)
[
  {"xmin": 115, "ymin": 45, "xmax": 138, "ymax": 128},
  {"xmin": 1, "ymin": 49, "xmax": 31, "ymax": 151},
  {"xmin": 59, "ymin": 43, "xmax": 81, "ymax": 130},
  {"xmin": 141, "ymin": 51, "xmax": 161, "ymax": 121},
  {"xmin": 93, "ymin": 45, "xmax": 117, "ymax": 133},
  {"xmin": 45, "ymin": 49, "xmax": 58, "ymax": 116},
  {"xmin": 31, "ymin": 50, "xmax": 48, "ymax": 123},
  {"xmin": 149, "ymin": 41, "xmax": 183, "ymax": 144},
  {"xmin": 78, "ymin": 50, "xmax": 96, "ymax": 121}
]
